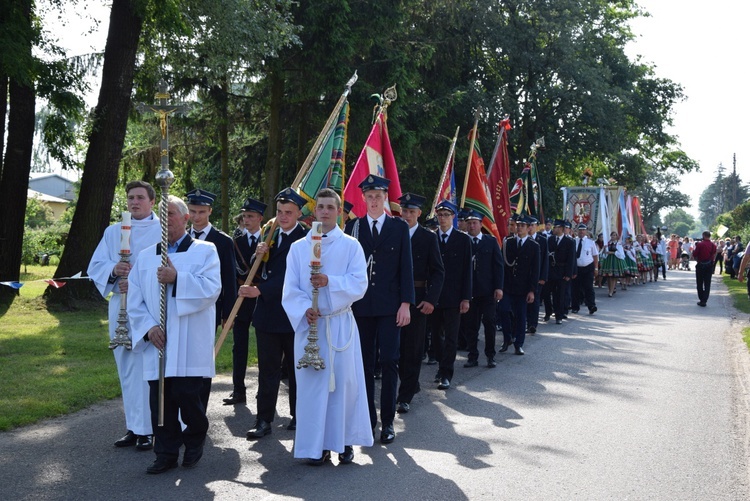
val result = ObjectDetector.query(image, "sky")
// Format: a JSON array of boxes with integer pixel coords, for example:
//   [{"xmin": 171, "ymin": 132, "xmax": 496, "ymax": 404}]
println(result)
[
  {"xmin": 627, "ymin": 1, "xmax": 750, "ymax": 219},
  {"xmin": 46, "ymin": 1, "xmax": 748, "ymax": 219}
]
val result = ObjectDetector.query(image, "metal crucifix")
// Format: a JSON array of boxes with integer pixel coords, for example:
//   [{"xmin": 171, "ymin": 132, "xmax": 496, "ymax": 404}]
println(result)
[{"xmin": 135, "ymin": 80, "xmax": 189, "ymax": 427}]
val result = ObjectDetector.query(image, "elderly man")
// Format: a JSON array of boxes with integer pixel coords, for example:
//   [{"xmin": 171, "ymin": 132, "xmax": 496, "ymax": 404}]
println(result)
[
  {"xmin": 88, "ymin": 180, "xmax": 161, "ymax": 451},
  {"xmin": 128, "ymin": 195, "xmax": 221, "ymax": 474}
]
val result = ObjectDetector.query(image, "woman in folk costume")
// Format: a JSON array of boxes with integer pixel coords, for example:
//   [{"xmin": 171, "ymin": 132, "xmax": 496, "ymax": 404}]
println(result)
[
  {"xmin": 642, "ymin": 235, "xmax": 657, "ymax": 282},
  {"xmin": 622, "ymin": 236, "xmax": 639, "ymax": 289},
  {"xmin": 594, "ymin": 233, "xmax": 605, "ymax": 288},
  {"xmin": 650, "ymin": 231, "xmax": 666, "ymax": 281},
  {"xmin": 600, "ymin": 231, "xmax": 626, "ymax": 297},
  {"xmin": 636, "ymin": 234, "xmax": 654, "ymax": 283}
]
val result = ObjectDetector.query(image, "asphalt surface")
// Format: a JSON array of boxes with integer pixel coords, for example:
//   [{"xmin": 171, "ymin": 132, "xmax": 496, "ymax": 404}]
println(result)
[{"xmin": 2, "ymin": 269, "xmax": 750, "ymax": 500}]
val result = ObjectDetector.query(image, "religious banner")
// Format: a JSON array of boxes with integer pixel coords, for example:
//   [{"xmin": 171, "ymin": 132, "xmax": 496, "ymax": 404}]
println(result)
[
  {"xmin": 564, "ymin": 187, "xmax": 601, "ymax": 236},
  {"xmin": 463, "ymin": 135, "xmax": 502, "ymax": 244},
  {"xmin": 486, "ymin": 118, "xmax": 512, "ymax": 240}
]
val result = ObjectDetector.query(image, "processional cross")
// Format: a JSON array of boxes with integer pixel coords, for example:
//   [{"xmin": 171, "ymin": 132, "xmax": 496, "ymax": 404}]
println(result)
[{"xmin": 135, "ymin": 80, "xmax": 189, "ymax": 426}]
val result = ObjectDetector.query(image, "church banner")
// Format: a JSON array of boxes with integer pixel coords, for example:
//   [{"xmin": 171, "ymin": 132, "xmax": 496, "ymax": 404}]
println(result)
[{"xmin": 563, "ymin": 187, "xmax": 601, "ymax": 236}]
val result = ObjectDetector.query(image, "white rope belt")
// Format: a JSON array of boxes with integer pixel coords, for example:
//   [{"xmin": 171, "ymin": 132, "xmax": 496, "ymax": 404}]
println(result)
[{"xmin": 321, "ymin": 306, "xmax": 355, "ymax": 392}]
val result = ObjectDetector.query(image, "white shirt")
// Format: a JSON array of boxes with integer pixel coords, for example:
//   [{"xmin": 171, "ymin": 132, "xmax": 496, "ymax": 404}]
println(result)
[
  {"xmin": 191, "ymin": 222, "xmax": 213, "ymax": 240},
  {"xmin": 575, "ymin": 236, "xmax": 598, "ymax": 267},
  {"xmin": 366, "ymin": 213, "xmax": 386, "ymax": 236}
]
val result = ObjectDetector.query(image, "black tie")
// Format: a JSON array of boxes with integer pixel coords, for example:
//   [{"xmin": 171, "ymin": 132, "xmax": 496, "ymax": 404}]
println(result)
[
  {"xmin": 473, "ymin": 237, "xmax": 479, "ymax": 246},
  {"xmin": 250, "ymin": 234, "xmax": 257, "ymax": 246},
  {"xmin": 194, "ymin": 230, "xmax": 203, "ymax": 239},
  {"xmin": 577, "ymin": 238, "xmax": 582, "ymax": 258},
  {"xmin": 441, "ymin": 233, "xmax": 448, "ymax": 245},
  {"xmin": 372, "ymin": 220, "xmax": 379, "ymax": 239},
  {"xmin": 279, "ymin": 232, "xmax": 287, "ymax": 246}
]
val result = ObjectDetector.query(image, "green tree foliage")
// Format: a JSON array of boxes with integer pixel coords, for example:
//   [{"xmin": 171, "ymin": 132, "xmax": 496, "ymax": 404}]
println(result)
[
  {"xmin": 671, "ymin": 222, "xmax": 690, "ymax": 238},
  {"xmin": 663, "ymin": 208, "xmax": 695, "ymax": 233},
  {"xmin": 699, "ymin": 163, "xmax": 750, "ymax": 228}
]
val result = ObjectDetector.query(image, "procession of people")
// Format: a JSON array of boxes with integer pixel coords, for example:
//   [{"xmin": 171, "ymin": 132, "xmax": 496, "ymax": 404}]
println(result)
[{"xmin": 87, "ymin": 172, "xmax": 726, "ymax": 475}]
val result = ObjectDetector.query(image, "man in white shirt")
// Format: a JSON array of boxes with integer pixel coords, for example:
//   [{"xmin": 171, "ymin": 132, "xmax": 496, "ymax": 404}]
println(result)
[{"xmin": 571, "ymin": 223, "xmax": 598, "ymax": 315}]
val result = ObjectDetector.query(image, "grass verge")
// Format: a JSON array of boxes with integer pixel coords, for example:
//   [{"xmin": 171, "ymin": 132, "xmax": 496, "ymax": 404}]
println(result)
[
  {"xmin": 0, "ymin": 265, "xmax": 256, "ymax": 431},
  {"xmin": 722, "ymin": 275, "xmax": 750, "ymax": 350}
]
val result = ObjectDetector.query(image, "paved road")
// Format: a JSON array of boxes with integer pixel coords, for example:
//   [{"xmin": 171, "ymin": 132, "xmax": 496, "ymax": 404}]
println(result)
[{"xmin": 2, "ymin": 270, "xmax": 750, "ymax": 500}]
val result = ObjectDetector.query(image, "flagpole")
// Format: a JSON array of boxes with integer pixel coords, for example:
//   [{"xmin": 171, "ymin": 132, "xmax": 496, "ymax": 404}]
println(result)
[
  {"xmin": 460, "ymin": 108, "xmax": 481, "ymax": 207},
  {"xmin": 429, "ymin": 126, "xmax": 460, "ymax": 218},
  {"xmin": 292, "ymin": 71, "xmax": 358, "ymax": 189}
]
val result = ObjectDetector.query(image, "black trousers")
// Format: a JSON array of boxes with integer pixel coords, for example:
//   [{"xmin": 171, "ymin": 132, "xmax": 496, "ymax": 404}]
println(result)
[
  {"xmin": 231, "ymin": 318, "xmax": 251, "ymax": 395},
  {"xmin": 527, "ymin": 282, "xmax": 542, "ymax": 328},
  {"xmin": 546, "ymin": 277, "xmax": 567, "ymax": 320},
  {"xmin": 696, "ymin": 261, "xmax": 713, "ymax": 303},
  {"xmin": 465, "ymin": 295, "xmax": 497, "ymax": 361},
  {"xmin": 506, "ymin": 294, "xmax": 528, "ymax": 348},
  {"xmin": 572, "ymin": 263, "xmax": 596, "ymax": 310},
  {"xmin": 397, "ymin": 301, "xmax": 427, "ymax": 404},
  {"xmin": 149, "ymin": 377, "xmax": 208, "ymax": 461},
  {"xmin": 255, "ymin": 330, "xmax": 296, "ymax": 423},
  {"xmin": 431, "ymin": 307, "xmax": 461, "ymax": 381},
  {"xmin": 356, "ymin": 315, "xmax": 400, "ymax": 429}
]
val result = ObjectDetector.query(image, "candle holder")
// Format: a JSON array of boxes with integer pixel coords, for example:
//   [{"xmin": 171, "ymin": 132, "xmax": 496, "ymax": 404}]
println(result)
[
  {"xmin": 298, "ymin": 222, "xmax": 326, "ymax": 371},
  {"xmin": 109, "ymin": 249, "xmax": 132, "ymax": 350}
]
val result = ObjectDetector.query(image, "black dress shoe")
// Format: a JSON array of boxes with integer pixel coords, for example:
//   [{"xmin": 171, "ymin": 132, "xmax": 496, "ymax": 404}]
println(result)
[
  {"xmin": 589, "ymin": 306, "xmax": 597, "ymax": 315},
  {"xmin": 135, "ymin": 435, "xmax": 154, "ymax": 451},
  {"xmin": 498, "ymin": 343, "xmax": 509, "ymax": 353},
  {"xmin": 464, "ymin": 359, "xmax": 479, "ymax": 368},
  {"xmin": 114, "ymin": 430, "xmax": 136, "ymax": 448},
  {"xmin": 222, "ymin": 392, "xmax": 246, "ymax": 405},
  {"xmin": 146, "ymin": 457, "xmax": 178, "ymax": 474},
  {"xmin": 543, "ymin": 314, "xmax": 551, "ymax": 322},
  {"xmin": 338, "ymin": 446, "xmax": 354, "ymax": 464},
  {"xmin": 396, "ymin": 402, "xmax": 410, "ymax": 414},
  {"xmin": 571, "ymin": 309, "xmax": 580, "ymax": 314},
  {"xmin": 433, "ymin": 372, "xmax": 441, "ymax": 383},
  {"xmin": 182, "ymin": 444, "xmax": 204, "ymax": 468},
  {"xmin": 556, "ymin": 319, "xmax": 562, "ymax": 325},
  {"xmin": 514, "ymin": 347, "xmax": 525, "ymax": 355},
  {"xmin": 246, "ymin": 420, "xmax": 272, "ymax": 440},
  {"xmin": 697, "ymin": 301, "xmax": 706, "ymax": 307},
  {"xmin": 487, "ymin": 358, "xmax": 497, "ymax": 368},
  {"xmin": 561, "ymin": 314, "xmax": 568, "ymax": 319},
  {"xmin": 380, "ymin": 425, "xmax": 396, "ymax": 444},
  {"xmin": 287, "ymin": 417, "xmax": 297, "ymax": 430},
  {"xmin": 527, "ymin": 326, "xmax": 536, "ymax": 334},
  {"xmin": 308, "ymin": 450, "xmax": 331, "ymax": 466},
  {"xmin": 426, "ymin": 357, "xmax": 437, "ymax": 365},
  {"xmin": 437, "ymin": 378, "xmax": 450, "ymax": 390}
]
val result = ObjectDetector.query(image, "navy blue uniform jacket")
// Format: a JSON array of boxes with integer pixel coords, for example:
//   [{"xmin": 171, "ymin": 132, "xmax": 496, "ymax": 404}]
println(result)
[
  {"xmin": 470, "ymin": 234, "xmax": 504, "ymax": 297},
  {"xmin": 547, "ymin": 234, "xmax": 575, "ymax": 280},
  {"xmin": 205, "ymin": 226, "xmax": 238, "ymax": 325},
  {"xmin": 252, "ymin": 224, "xmax": 307, "ymax": 332},
  {"xmin": 234, "ymin": 232, "xmax": 259, "ymax": 322},
  {"xmin": 503, "ymin": 237, "xmax": 540, "ymax": 295},
  {"xmin": 410, "ymin": 225, "xmax": 445, "ymax": 305},
  {"xmin": 435, "ymin": 229, "xmax": 473, "ymax": 308},
  {"xmin": 345, "ymin": 215, "xmax": 415, "ymax": 317}
]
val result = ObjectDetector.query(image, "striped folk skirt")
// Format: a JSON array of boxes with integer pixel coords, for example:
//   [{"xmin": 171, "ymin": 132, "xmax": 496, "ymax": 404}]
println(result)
[{"xmin": 600, "ymin": 254, "xmax": 627, "ymax": 277}]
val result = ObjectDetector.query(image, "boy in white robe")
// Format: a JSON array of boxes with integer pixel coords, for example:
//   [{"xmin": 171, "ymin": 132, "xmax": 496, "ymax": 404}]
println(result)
[
  {"xmin": 87, "ymin": 180, "xmax": 161, "ymax": 450},
  {"xmin": 128, "ymin": 196, "xmax": 221, "ymax": 474},
  {"xmin": 282, "ymin": 188, "xmax": 373, "ymax": 465}
]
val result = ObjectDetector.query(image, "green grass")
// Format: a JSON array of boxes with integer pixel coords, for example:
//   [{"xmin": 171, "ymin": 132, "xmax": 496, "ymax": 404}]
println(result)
[
  {"xmin": 0, "ymin": 264, "xmax": 256, "ymax": 431},
  {"xmin": 722, "ymin": 275, "xmax": 750, "ymax": 350}
]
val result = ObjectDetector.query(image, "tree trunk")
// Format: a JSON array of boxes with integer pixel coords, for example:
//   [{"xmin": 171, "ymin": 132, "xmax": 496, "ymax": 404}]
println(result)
[
  {"xmin": 263, "ymin": 68, "xmax": 284, "ymax": 208},
  {"xmin": 0, "ymin": 1, "xmax": 35, "ymax": 305},
  {"xmin": 219, "ymin": 80, "xmax": 230, "ymax": 232},
  {"xmin": 46, "ymin": 0, "xmax": 144, "ymax": 305},
  {"xmin": 0, "ymin": 75, "xmax": 7, "ymax": 179}
]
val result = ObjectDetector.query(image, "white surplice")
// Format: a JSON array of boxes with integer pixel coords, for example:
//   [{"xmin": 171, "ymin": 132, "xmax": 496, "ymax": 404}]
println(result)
[
  {"xmin": 282, "ymin": 225, "xmax": 374, "ymax": 458},
  {"xmin": 87, "ymin": 213, "xmax": 161, "ymax": 435},
  {"xmin": 128, "ymin": 238, "xmax": 221, "ymax": 381}
]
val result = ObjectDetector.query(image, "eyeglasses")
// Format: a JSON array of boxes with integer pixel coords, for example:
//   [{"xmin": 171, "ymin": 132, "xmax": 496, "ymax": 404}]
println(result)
[{"xmin": 436, "ymin": 213, "xmax": 453, "ymax": 218}]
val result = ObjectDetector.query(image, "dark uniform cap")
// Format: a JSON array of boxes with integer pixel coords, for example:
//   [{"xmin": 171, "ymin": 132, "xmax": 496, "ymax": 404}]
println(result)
[
  {"xmin": 358, "ymin": 174, "xmax": 390, "ymax": 192},
  {"xmin": 186, "ymin": 188, "xmax": 217, "ymax": 206},
  {"xmin": 553, "ymin": 219, "xmax": 565, "ymax": 227},
  {"xmin": 528, "ymin": 216, "xmax": 539, "ymax": 225},
  {"xmin": 457, "ymin": 208, "xmax": 471, "ymax": 221},
  {"xmin": 564, "ymin": 220, "xmax": 572, "ymax": 229},
  {"xmin": 510, "ymin": 214, "xmax": 520, "ymax": 222},
  {"xmin": 517, "ymin": 215, "xmax": 534, "ymax": 225},
  {"xmin": 577, "ymin": 223, "xmax": 588, "ymax": 230},
  {"xmin": 435, "ymin": 199, "xmax": 458, "ymax": 215},
  {"xmin": 464, "ymin": 209, "xmax": 484, "ymax": 221},
  {"xmin": 241, "ymin": 197, "xmax": 267, "ymax": 215},
  {"xmin": 425, "ymin": 216, "xmax": 439, "ymax": 228},
  {"xmin": 274, "ymin": 187, "xmax": 306, "ymax": 209},
  {"xmin": 398, "ymin": 192, "xmax": 426, "ymax": 209},
  {"xmin": 343, "ymin": 200, "xmax": 354, "ymax": 214}
]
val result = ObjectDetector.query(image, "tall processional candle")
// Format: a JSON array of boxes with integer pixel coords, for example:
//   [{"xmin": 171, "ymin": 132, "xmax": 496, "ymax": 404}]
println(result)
[
  {"xmin": 111, "ymin": 211, "xmax": 132, "ymax": 350},
  {"xmin": 298, "ymin": 222, "xmax": 326, "ymax": 371},
  {"xmin": 120, "ymin": 211, "xmax": 131, "ymax": 253}
]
